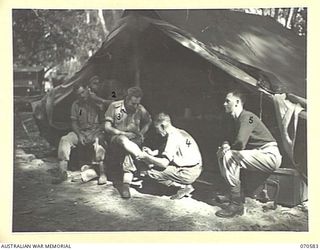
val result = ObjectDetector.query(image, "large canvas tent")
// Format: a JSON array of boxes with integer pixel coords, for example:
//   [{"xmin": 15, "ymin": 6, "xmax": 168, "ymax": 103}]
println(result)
[{"xmin": 32, "ymin": 9, "xmax": 307, "ymax": 177}]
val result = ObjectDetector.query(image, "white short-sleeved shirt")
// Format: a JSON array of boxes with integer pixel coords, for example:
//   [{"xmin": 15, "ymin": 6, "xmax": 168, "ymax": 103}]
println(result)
[{"xmin": 162, "ymin": 128, "xmax": 202, "ymax": 167}]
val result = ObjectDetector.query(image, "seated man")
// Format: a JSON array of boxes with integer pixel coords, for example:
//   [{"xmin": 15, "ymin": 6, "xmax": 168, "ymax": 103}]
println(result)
[
  {"xmin": 104, "ymin": 86, "xmax": 152, "ymax": 199},
  {"xmin": 215, "ymin": 90, "xmax": 282, "ymax": 218},
  {"xmin": 138, "ymin": 113, "xmax": 203, "ymax": 200},
  {"xmin": 56, "ymin": 85, "xmax": 107, "ymax": 184}
]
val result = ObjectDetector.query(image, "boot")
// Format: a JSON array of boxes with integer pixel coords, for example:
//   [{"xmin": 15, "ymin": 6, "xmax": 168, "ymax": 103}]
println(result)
[
  {"xmin": 120, "ymin": 183, "xmax": 131, "ymax": 199},
  {"xmin": 215, "ymin": 196, "xmax": 244, "ymax": 218},
  {"xmin": 97, "ymin": 161, "xmax": 107, "ymax": 185},
  {"xmin": 52, "ymin": 160, "xmax": 68, "ymax": 184}
]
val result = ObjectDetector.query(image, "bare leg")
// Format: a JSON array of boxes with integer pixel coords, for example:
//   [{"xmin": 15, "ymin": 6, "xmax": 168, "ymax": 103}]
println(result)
[
  {"xmin": 98, "ymin": 161, "xmax": 107, "ymax": 185},
  {"xmin": 116, "ymin": 135, "xmax": 143, "ymax": 158}
]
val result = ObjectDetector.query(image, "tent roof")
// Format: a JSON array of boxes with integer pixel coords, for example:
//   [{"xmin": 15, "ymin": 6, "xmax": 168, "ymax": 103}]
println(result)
[
  {"xmin": 152, "ymin": 9, "xmax": 306, "ymax": 98},
  {"xmin": 41, "ymin": 9, "xmax": 307, "ymax": 128},
  {"xmin": 61, "ymin": 9, "xmax": 306, "ymax": 100}
]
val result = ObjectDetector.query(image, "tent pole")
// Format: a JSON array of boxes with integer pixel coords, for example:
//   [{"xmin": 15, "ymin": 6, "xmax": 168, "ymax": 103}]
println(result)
[
  {"xmin": 259, "ymin": 92, "xmax": 263, "ymax": 120},
  {"xmin": 133, "ymin": 55, "xmax": 141, "ymax": 87},
  {"xmin": 133, "ymin": 37, "xmax": 141, "ymax": 87}
]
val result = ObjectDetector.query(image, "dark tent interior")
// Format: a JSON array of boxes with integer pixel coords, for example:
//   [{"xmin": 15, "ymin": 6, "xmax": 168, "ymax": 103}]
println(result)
[{"xmin": 46, "ymin": 12, "xmax": 306, "ymax": 179}]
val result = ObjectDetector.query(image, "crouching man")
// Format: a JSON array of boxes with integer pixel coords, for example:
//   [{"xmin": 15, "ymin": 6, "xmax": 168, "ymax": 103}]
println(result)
[
  {"xmin": 138, "ymin": 113, "xmax": 203, "ymax": 200},
  {"xmin": 56, "ymin": 85, "xmax": 107, "ymax": 184},
  {"xmin": 216, "ymin": 90, "xmax": 282, "ymax": 218}
]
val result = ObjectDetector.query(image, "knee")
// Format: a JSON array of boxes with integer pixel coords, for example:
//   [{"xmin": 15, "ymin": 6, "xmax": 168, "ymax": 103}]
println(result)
[
  {"xmin": 58, "ymin": 135, "xmax": 70, "ymax": 151},
  {"xmin": 58, "ymin": 135, "xmax": 75, "ymax": 160},
  {"xmin": 113, "ymin": 135, "xmax": 128, "ymax": 147},
  {"xmin": 59, "ymin": 135, "xmax": 69, "ymax": 147}
]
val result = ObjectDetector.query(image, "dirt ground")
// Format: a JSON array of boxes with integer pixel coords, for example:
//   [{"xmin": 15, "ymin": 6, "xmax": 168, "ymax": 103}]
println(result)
[{"xmin": 12, "ymin": 112, "xmax": 308, "ymax": 232}]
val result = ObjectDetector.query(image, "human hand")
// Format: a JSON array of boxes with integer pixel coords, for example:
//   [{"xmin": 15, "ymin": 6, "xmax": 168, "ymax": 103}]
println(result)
[
  {"xmin": 122, "ymin": 131, "xmax": 136, "ymax": 140},
  {"xmin": 142, "ymin": 146, "xmax": 153, "ymax": 155},
  {"xmin": 136, "ymin": 151, "xmax": 148, "ymax": 161},
  {"xmin": 142, "ymin": 146, "xmax": 158, "ymax": 156}
]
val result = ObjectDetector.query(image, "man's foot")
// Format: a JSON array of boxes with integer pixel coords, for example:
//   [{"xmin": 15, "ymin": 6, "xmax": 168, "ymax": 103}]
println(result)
[
  {"xmin": 98, "ymin": 174, "xmax": 107, "ymax": 185},
  {"xmin": 215, "ymin": 202, "xmax": 244, "ymax": 218},
  {"xmin": 120, "ymin": 183, "xmax": 131, "ymax": 199},
  {"xmin": 170, "ymin": 185, "xmax": 195, "ymax": 200}
]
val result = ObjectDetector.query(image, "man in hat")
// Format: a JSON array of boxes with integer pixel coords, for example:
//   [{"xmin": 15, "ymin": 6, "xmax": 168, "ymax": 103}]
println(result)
[
  {"xmin": 56, "ymin": 85, "xmax": 108, "ymax": 184},
  {"xmin": 215, "ymin": 90, "xmax": 282, "ymax": 218},
  {"xmin": 104, "ymin": 86, "xmax": 152, "ymax": 199},
  {"xmin": 138, "ymin": 112, "xmax": 203, "ymax": 199}
]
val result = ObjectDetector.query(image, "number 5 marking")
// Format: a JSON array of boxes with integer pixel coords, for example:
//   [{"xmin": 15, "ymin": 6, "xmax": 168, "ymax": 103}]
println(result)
[{"xmin": 249, "ymin": 116, "xmax": 253, "ymax": 124}]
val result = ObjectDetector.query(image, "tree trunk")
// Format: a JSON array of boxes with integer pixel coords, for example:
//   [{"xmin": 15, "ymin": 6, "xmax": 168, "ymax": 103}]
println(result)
[
  {"xmin": 290, "ymin": 8, "xmax": 299, "ymax": 29},
  {"xmin": 86, "ymin": 10, "xmax": 90, "ymax": 24},
  {"xmin": 98, "ymin": 9, "xmax": 108, "ymax": 36},
  {"xmin": 286, "ymin": 8, "xmax": 294, "ymax": 28},
  {"xmin": 274, "ymin": 8, "xmax": 279, "ymax": 20}
]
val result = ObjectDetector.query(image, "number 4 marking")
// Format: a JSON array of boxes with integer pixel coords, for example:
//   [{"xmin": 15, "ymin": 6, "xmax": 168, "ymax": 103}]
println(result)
[{"xmin": 186, "ymin": 139, "xmax": 191, "ymax": 147}]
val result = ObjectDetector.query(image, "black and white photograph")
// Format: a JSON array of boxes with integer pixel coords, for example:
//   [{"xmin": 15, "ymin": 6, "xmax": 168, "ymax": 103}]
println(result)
[{"xmin": 11, "ymin": 8, "xmax": 308, "ymax": 233}]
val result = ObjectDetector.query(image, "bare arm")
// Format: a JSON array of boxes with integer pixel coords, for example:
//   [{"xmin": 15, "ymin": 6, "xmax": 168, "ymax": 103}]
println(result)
[
  {"xmin": 139, "ymin": 152, "xmax": 170, "ymax": 170},
  {"xmin": 90, "ymin": 92, "xmax": 112, "ymax": 106},
  {"xmin": 140, "ymin": 119, "xmax": 152, "ymax": 137},
  {"xmin": 104, "ymin": 120, "xmax": 125, "ymax": 136},
  {"xmin": 138, "ymin": 106, "xmax": 152, "ymax": 140}
]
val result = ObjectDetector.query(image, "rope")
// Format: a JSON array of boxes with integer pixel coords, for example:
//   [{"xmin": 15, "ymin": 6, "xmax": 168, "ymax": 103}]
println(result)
[{"xmin": 259, "ymin": 92, "xmax": 263, "ymax": 120}]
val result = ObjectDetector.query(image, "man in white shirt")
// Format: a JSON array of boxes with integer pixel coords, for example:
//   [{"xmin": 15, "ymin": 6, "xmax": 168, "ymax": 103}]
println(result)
[{"xmin": 138, "ymin": 113, "xmax": 203, "ymax": 199}]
